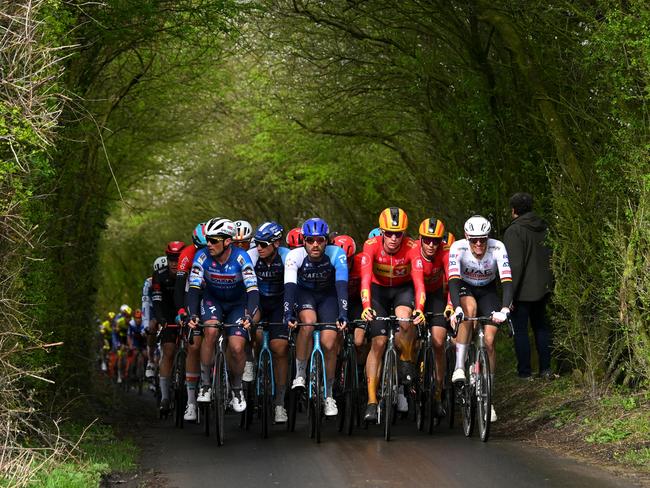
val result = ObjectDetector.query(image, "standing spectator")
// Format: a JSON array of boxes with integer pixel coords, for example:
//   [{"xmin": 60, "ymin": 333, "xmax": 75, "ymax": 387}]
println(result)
[{"xmin": 503, "ymin": 193, "xmax": 554, "ymax": 379}]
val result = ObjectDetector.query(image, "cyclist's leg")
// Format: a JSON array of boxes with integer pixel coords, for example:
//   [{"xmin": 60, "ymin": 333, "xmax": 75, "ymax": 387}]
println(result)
[
  {"xmin": 316, "ymin": 292, "xmax": 339, "ymax": 400},
  {"xmin": 268, "ymin": 301, "xmax": 289, "ymax": 411},
  {"xmin": 159, "ymin": 327, "xmax": 178, "ymax": 406},
  {"xmin": 294, "ymin": 288, "xmax": 316, "ymax": 387},
  {"xmin": 224, "ymin": 303, "xmax": 248, "ymax": 394},
  {"xmin": 364, "ymin": 287, "xmax": 389, "ymax": 416},
  {"xmin": 453, "ymin": 284, "xmax": 477, "ymax": 380},
  {"xmin": 185, "ymin": 329, "xmax": 201, "ymax": 410},
  {"xmin": 199, "ymin": 293, "xmax": 222, "ymax": 397},
  {"xmin": 428, "ymin": 289, "xmax": 447, "ymax": 392},
  {"xmin": 475, "ymin": 283, "xmax": 500, "ymax": 374}
]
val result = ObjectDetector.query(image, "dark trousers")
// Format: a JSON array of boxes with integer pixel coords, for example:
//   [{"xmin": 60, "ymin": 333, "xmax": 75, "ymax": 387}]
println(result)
[{"xmin": 511, "ymin": 297, "xmax": 552, "ymax": 377}]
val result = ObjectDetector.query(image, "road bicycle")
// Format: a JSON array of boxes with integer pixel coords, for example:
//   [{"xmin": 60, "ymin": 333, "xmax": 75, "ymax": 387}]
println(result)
[{"xmin": 336, "ymin": 327, "xmax": 359, "ymax": 436}]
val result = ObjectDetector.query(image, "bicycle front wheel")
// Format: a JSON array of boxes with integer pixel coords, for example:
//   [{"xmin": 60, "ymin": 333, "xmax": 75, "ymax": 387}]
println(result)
[
  {"xmin": 424, "ymin": 347, "xmax": 436, "ymax": 435},
  {"xmin": 215, "ymin": 351, "xmax": 227, "ymax": 446},
  {"xmin": 444, "ymin": 343, "xmax": 456, "ymax": 429},
  {"xmin": 260, "ymin": 353, "xmax": 273, "ymax": 439},
  {"xmin": 308, "ymin": 351, "xmax": 323, "ymax": 443},
  {"xmin": 476, "ymin": 348, "xmax": 492, "ymax": 442},
  {"xmin": 462, "ymin": 344, "xmax": 476, "ymax": 438},
  {"xmin": 382, "ymin": 350, "xmax": 397, "ymax": 441},
  {"xmin": 287, "ymin": 342, "xmax": 298, "ymax": 432},
  {"xmin": 173, "ymin": 349, "xmax": 187, "ymax": 429}
]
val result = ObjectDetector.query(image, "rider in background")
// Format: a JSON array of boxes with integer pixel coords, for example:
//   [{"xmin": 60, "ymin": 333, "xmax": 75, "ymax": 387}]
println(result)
[
  {"xmin": 248, "ymin": 221, "xmax": 290, "ymax": 423},
  {"xmin": 114, "ymin": 304, "xmax": 132, "ymax": 384},
  {"xmin": 286, "ymin": 227, "xmax": 304, "ymax": 249},
  {"xmin": 233, "ymin": 220, "xmax": 254, "ymax": 251},
  {"xmin": 152, "ymin": 241, "xmax": 186, "ymax": 414},
  {"xmin": 145, "ymin": 256, "xmax": 166, "ymax": 378}
]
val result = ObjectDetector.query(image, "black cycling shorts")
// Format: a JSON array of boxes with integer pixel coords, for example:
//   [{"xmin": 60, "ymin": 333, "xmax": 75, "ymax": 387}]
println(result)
[
  {"xmin": 424, "ymin": 288, "xmax": 446, "ymax": 327},
  {"xmin": 259, "ymin": 295, "xmax": 288, "ymax": 341},
  {"xmin": 458, "ymin": 280, "xmax": 501, "ymax": 318},
  {"xmin": 159, "ymin": 325, "xmax": 179, "ymax": 345}
]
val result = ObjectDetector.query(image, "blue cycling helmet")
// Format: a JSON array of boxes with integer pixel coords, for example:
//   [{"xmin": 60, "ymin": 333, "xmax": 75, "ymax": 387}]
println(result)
[
  {"xmin": 254, "ymin": 221, "xmax": 284, "ymax": 243},
  {"xmin": 368, "ymin": 227, "xmax": 381, "ymax": 239},
  {"xmin": 302, "ymin": 218, "xmax": 329, "ymax": 237},
  {"xmin": 192, "ymin": 222, "xmax": 207, "ymax": 247}
]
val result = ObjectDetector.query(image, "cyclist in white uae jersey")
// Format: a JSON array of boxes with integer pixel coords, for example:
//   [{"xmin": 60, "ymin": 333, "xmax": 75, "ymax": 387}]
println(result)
[{"xmin": 447, "ymin": 215, "xmax": 512, "ymax": 423}]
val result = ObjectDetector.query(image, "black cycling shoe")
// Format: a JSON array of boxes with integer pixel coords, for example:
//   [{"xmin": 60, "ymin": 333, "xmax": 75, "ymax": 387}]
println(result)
[
  {"xmin": 364, "ymin": 403, "xmax": 378, "ymax": 422},
  {"xmin": 398, "ymin": 360, "xmax": 416, "ymax": 386},
  {"xmin": 434, "ymin": 400, "xmax": 446, "ymax": 418},
  {"xmin": 159, "ymin": 398, "xmax": 170, "ymax": 415}
]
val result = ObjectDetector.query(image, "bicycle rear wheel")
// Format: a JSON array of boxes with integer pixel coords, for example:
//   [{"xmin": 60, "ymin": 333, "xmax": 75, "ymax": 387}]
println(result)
[
  {"xmin": 424, "ymin": 347, "xmax": 436, "ymax": 434},
  {"xmin": 476, "ymin": 348, "xmax": 492, "ymax": 442},
  {"xmin": 260, "ymin": 353, "xmax": 273, "ymax": 439},
  {"xmin": 415, "ymin": 347, "xmax": 425, "ymax": 432},
  {"xmin": 308, "ymin": 351, "xmax": 323, "ymax": 443},
  {"xmin": 286, "ymin": 341, "xmax": 298, "ymax": 432},
  {"xmin": 462, "ymin": 344, "xmax": 476, "ymax": 438},
  {"xmin": 173, "ymin": 350, "xmax": 187, "ymax": 429},
  {"xmin": 382, "ymin": 350, "xmax": 397, "ymax": 441}
]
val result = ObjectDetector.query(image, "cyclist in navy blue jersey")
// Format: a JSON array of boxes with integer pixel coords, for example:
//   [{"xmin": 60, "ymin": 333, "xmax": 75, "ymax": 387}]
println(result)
[
  {"xmin": 284, "ymin": 218, "xmax": 348, "ymax": 417},
  {"xmin": 187, "ymin": 218, "xmax": 259, "ymax": 413},
  {"xmin": 248, "ymin": 221, "xmax": 290, "ymax": 422}
]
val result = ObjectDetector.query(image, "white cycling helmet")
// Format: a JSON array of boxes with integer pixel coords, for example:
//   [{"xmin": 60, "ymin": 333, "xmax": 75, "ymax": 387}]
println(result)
[
  {"xmin": 153, "ymin": 255, "xmax": 167, "ymax": 272},
  {"xmin": 464, "ymin": 215, "xmax": 491, "ymax": 238},
  {"xmin": 205, "ymin": 217, "xmax": 236, "ymax": 238},
  {"xmin": 233, "ymin": 220, "xmax": 253, "ymax": 241}
]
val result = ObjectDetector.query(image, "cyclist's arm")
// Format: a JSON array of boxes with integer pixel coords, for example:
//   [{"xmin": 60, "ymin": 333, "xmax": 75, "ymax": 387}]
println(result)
[
  {"xmin": 494, "ymin": 241, "xmax": 514, "ymax": 308},
  {"xmin": 151, "ymin": 271, "xmax": 166, "ymax": 325},
  {"xmin": 410, "ymin": 247, "xmax": 426, "ymax": 312},
  {"xmin": 141, "ymin": 278, "xmax": 152, "ymax": 324},
  {"xmin": 240, "ymin": 253, "xmax": 260, "ymax": 318},
  {"xmin": 360, "ymin": 240, "xmax": 376, "ymax": 309},
  {"xmin": 283, "ymin": 249, "xmax": 300, "ymax": 321},
  {"xmin": 447, "ymin": 242, "xmax": 463, "ymax": 309},
  {"xmin": 331, "ymin": 246, "xmax": 349, "ymax": 319}
]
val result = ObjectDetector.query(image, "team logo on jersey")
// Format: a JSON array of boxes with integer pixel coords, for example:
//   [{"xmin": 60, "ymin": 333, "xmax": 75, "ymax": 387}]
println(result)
[
  {"xmin": 197, "ymin": 253, "xmax": 206, "ymax": 265},
  {"xmin": 236, "ymin": 254, "xmax": 246, "ymax": 267}
]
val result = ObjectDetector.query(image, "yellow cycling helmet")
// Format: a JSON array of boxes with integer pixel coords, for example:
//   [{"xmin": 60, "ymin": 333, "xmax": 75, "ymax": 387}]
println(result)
[
  {"xmin": 378, "ymin": 207, "xmax": 408, "ymax": 232},
  {"xmin": 107, "ymin": 311, "xmax": 116, "ymax": 320},
  {"xmin": 418, "ymin": 218, "xmax": 445, "ymax": 238}
]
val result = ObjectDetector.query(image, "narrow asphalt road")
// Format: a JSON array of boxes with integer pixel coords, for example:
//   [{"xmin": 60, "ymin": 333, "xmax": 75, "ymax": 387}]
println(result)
[{"xmin": 130, "ymin": 397, "xmax": 641, "ymax": 488}]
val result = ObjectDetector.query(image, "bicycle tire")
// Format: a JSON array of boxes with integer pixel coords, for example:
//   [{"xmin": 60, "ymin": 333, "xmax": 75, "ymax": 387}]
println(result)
[
  {"xmin": 345, "ymin": 344, "xmax": 358, "ymax": 436},
  {"xmin": 215, "ymin": 350, "xmax": 226, "ymax": 446},
  {"xmin": 261, "ymin": 353, "xmax": 272, "ymax": 439},
  {"xmin": 415, "ymin": 347, "xmax": 426, "ymax": 432},
  {"xmin": 287, "ymin": 342, "xmax": 298, "ymax": 432},
  {"xmin": 336, "ymin": 354, "xmax": 347, "ymax": 433},
  {"xmin": 173, "ymin": 349, "xmax": 187, "ymax": 429},
  {"xmin": 424, "ymin": 347, "xmax": 435, "ymax": 433},
  {"xmin": 383, "ymin": 349, "xmax": 397, "ymax": 441},
  {"xmin": 462, "ymin": 344, "xmax": 476, "ymax": 438},
  {"xmin": 309, "ymin": 351, "xmax": 324, "ymax": 443},
  {"xmin": 476, "ymin": 348, "xmax": 492, "ymax": 442},
  {"xmin": 444, "ymin": 343, "xmax": 456, "ymax": 429}
]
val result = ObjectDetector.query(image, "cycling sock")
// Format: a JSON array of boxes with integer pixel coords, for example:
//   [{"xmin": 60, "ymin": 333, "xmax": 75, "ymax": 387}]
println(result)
[
  {"xmin": 296, "ymin": 359, "xmax": 307, "ymax": 380},
  {"xmin": 367, "ymin": 376, "xmax": 378, "ymax": 404},
  {"xmin": 455, "ymin": 343, "xmax": 468, "ymax": 370},
  {"xmin": 245, "ymin": 342, "xmax": 254, "ymax": 361},
  {"xmin": 200, "ymin": 363, "xmax": 210, "ymax": 386},
  {"xmin": 186, "ymin": 372, "xmax": 199, "ymax": 404},
  {"xmin": 326, "ymin": 377, "xmax": 334, "ymax": 398},
  {"xmin": 275, "ymin": 384, "xmax": 286, "ymax": 405},
  {"xmin": 160, "ymin": 376, "xmax": 170, "ymax": 401}
]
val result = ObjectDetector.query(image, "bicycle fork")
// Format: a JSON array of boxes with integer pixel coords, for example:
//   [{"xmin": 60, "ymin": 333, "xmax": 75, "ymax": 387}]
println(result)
[
  {"xmin": 308, "ymin": 330, "xmax": 327, "ymax": 400},
  {"xmin": 256, "ymin": 330, "xmax": 275, "ymax": 397}
]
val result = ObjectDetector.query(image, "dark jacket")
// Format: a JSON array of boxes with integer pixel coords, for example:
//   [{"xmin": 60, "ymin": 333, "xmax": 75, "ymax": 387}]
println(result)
[{"xmin": 503, "ymin": 212, "xmax": 553, "ymax": 302}]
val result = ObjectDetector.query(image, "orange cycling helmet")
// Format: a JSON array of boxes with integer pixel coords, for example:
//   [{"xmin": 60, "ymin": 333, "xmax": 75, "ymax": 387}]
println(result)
[
  {"xmin": 444, "ymin": 231, "xmax": 456, "ymax": 250},
  {"xmin": 378, "ymin": 207, "xmax": 408, "ymax": 232},
  {"xmin": 418, "ymin": 218, "xmax": 445, "ymax": 238}
]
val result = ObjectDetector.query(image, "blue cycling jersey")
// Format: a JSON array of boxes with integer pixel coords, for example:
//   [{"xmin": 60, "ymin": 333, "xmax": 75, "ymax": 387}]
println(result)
[
  {"xmin": 248, "ymin": 246, "xmax": 289, "ymax": 297},
  {"xmin": 128, "ymin": 318, "xmax": 146, "ymax": 348},
  {"xmin": 187, "ymin": 246, "xmax": 259, "ymax": 318},
  {"xmin": 284, "ymin": 245, "xmax": 348, "ymax": 322}
]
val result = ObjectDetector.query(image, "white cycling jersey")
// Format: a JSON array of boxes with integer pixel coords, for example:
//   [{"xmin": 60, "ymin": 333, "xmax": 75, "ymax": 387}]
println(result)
[
  {"xmin": 447, "ymin": 238, "xmax": 512, "ymax": 286},
  {"xmin": 141, "ymin": 277, "xmax": 152, "ymax": 324}
]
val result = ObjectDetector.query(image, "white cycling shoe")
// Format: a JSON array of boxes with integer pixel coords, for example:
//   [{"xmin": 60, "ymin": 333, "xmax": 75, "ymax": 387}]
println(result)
[
  {"xmin": 197, "ymin": 385, "xmax": 212, "ymax": 403},
  {"xmin": 490, "ymin": 405, "xmax": 498, "ymax": 423},
  {"xmin": 243, "ymin": 361, "xmax": 255, "ymax": 382},
  {"xmin": 230, "ymin": 390, "xmax": 247, "ymax": 413},
  {"xmin": 291, "ymin": 376, "xmax": 306, "ymax": 389},
  {"xmin": 324, "ymin": 397, "xmax": 338, "ymax": 416},
  {"xmin": 184, "ymin": 403, "xmax": 197, "ymax": 421},
  {"xmin": 274, "ymin": 405, "xmax": 288, "ymax": 423},
  {"xmin": 145, "ymin": 362, "xmax": 156, "ymax": 378},
  {"xmin": 452, "ymin": 368, "xmax": 466, "ymax": 384},
  {"xmin": 397, "ymin": 388, "xmax": 409, "ymax": 413}
]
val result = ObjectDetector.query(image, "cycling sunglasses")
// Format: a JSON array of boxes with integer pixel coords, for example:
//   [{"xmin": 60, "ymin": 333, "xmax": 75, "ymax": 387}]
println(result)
[
  {"xmin": 422, "ymin": 237, "xmax": 442, "ymax": 246},
  {"xmin": 256, "ymin": 240, "xmax": 273, "ymax": 248},
  {"xmin": 207, "ymin": 237, "xmax": 225, "ymax": 244},
  {"xmin": 383, "ymin": 230, "xmax": 404, "ymax": 239},
  {"xmin": 468, "ymin": 237, "xmax": 488, "ymax": 244},
  {"xmin": 305, "ymin": 236, "xmax": 327, "ymax": 245}
]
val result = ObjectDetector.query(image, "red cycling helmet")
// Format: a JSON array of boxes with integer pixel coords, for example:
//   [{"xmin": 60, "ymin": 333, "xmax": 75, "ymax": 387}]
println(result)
[
  {"xmin": 333, "ymin": 235, "xmax": 356, "ymax": 259},
  {"xmin": 286, "ymin": 227, "xmax": 304, "ymax": 249},
  {"xmin": 165, "ymin": 241, "xmax": 185, "ymax": 260}
]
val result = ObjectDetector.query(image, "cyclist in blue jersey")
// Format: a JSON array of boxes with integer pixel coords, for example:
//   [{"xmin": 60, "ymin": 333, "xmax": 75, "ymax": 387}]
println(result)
[
  {"xmin": 187, "ymin": 218, "xmax": 259, "ymax": 413},
  {"xmin": 284, "ymin": 218, "xmax": 348, "ymax": 417},
  {"xmin": 248, "ymin": 221, "xmax": 290, "ymax": 422}
]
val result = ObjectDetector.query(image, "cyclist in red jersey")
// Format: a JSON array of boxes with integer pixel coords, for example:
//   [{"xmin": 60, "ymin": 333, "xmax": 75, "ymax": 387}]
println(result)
[
  {"xmin": 286, "ymin": 227, "xmax": 304, "ymax": 249},
  {"xmin": 411, "ymin": 218, "xmax": 451, "ymax": 417},
  {"xmin": 359, "ymin": 207, "xmax": 426, "ymax": 422}
]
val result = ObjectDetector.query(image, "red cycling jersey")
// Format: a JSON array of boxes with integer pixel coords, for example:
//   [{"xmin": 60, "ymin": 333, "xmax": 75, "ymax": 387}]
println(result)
[
  {"xmin": 348, "ymin": 252, "xmax": 368, "ymax": 299},
  {"xmin": 360, "ymin": 236, "xmax": 425, "ymax": 312},
  {"xmin": 410, "ymin": 240, "xmax": 449, "ymax": 293},
  {"xmin": 177, "ymin": 245, "xmax": 197, "ymax": 275}
]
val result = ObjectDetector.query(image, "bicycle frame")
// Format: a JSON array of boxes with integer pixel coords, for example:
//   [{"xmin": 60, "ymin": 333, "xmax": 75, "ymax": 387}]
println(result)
[
  {"xmin": 256, "ymin": 325, "xmax": 275, "ymax": 397},
  {"xmin": 309, "ymin": 330, "xmax": 327, "ymax": 399}
]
